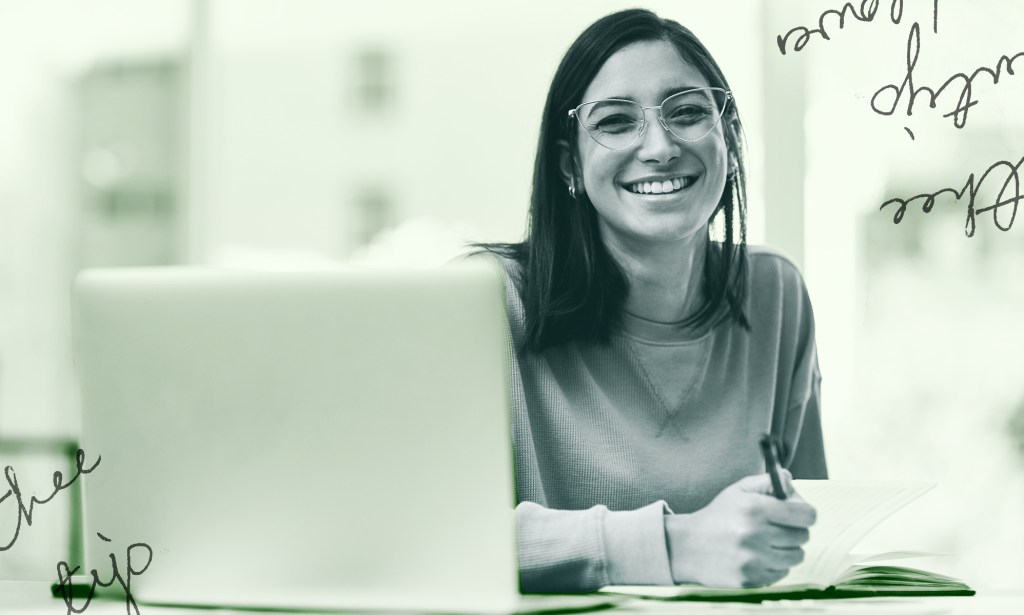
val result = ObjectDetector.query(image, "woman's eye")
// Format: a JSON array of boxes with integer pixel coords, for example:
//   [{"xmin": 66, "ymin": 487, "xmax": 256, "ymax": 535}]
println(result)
[
  {"xmin": 668, "ymin": 105, "xmax": 711, "ymax": 124},
  {"xmin": 593, "ymin": 115, "xmax": 637, "ymax": 133}
]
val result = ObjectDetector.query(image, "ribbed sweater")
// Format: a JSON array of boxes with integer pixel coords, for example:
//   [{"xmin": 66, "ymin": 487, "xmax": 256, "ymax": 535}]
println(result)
[{"xmin": 498, "ymin": 246, "xmax": 827, "ymax": 593}]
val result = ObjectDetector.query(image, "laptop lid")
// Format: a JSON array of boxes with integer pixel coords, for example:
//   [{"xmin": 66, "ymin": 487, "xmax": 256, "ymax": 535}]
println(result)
[{"xmin": 72, "ymin": 263, "xmax": 521, "ymax": 613}]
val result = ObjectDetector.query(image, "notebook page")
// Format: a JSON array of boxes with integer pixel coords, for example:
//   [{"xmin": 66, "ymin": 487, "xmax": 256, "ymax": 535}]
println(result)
[
  {"xmin": 842, "ymin": 550, "xmax": 954, "ymax": 570},
  {"xmin": 779, "ymin": 480, "xmax": 934, "ymax": 586}
]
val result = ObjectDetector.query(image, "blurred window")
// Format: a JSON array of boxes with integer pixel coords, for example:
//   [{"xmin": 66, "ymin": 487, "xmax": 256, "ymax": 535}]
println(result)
[{"xmin": 355, "ymin": 48, "xmax": 394, "ymax": 112}]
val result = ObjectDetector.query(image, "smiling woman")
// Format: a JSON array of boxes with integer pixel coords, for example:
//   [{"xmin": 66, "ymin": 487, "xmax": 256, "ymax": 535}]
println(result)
[{"xmin": 474, "ymin": 8, "xmax": 826, "ymax": 593}]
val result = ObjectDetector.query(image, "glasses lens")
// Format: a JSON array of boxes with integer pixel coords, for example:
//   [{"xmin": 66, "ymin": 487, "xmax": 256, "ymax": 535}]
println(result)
[
  {"xmin": 661, "ymin": 88, "xmax": 730, "ymax": 142},
  {"xmin": 574, "ymin": 100, "xmax": 643, "ymax": 149}
]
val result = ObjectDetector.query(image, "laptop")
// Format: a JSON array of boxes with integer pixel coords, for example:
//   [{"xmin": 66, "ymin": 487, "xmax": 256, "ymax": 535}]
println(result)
[{"xmin": 71, "ymin": 262, "xmax": 617, "ymax": 614}]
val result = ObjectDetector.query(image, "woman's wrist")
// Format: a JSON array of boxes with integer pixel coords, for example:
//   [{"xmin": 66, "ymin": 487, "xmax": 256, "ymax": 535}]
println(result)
[
  {"xmin": 603, "ymin": 501, "xmax": 675, "ymax": 585},
  {"xmin": 664, "ymin": 512, "xmax": 697, "ymax": 585}
]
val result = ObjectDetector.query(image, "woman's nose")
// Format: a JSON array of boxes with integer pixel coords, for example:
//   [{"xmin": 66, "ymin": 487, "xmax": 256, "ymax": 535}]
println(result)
[{"xmin": 635, "ymin": 110, "xmax": 681, "ymax": 163}]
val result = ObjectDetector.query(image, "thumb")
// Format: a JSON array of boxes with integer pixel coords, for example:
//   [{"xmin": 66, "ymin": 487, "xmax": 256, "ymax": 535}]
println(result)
[
  {"xmin": 734, "ymin": 469, "xmax": 793, "ymax": 496},
  {"xmin": 779, "ymin": 468, "xmax": 796, "ymax": 497},
  {"xmin": 733, "ymin": 472, "xmax": 775, "ymax": 494}
]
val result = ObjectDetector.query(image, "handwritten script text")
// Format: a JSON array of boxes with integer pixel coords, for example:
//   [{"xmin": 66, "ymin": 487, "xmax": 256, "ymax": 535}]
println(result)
[
  {"xmin": 880, "ymin": 153, "xmax": 1023, "ymax": 236},
  {"xmin": 0, "ymin": 449, "xmax": 101, "ymax": 552},
  {"xmin": 57, "ymin": 533, "xmax": 154, "ymax": 615}
]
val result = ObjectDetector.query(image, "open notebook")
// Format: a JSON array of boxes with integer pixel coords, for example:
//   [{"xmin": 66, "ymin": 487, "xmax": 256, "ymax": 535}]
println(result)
[{"xmin": 602, "ymin": 480, "xmax": 975, "ymax": 602}]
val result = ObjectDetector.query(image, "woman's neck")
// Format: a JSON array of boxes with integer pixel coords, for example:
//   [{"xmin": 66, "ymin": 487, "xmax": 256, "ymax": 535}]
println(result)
[{"xmin": 601, "ymin": 225, "xmax": 709, "ymax": 324}]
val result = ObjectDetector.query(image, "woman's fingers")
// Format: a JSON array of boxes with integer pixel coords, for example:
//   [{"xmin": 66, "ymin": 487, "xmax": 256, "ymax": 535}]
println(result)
[
  {"xmin": 760, "ymin": 523, "xmax": 810, "ymax": 548},
  {"xmin": 764, "ymin": 497, "xmax": 817, "ymax": 528},
  {"xmin": 767, "ymin": 545, "xmax": 806, "ymax": 568},
  {"xmin": 739, "ymin": 562, "xmax": 789, "ymax": 588}
]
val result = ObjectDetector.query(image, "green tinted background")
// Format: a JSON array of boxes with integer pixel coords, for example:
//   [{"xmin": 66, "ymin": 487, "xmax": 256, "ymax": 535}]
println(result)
[{"xmin": 0, "ymin": 0, "xmax": 1022, "ymax": 590}]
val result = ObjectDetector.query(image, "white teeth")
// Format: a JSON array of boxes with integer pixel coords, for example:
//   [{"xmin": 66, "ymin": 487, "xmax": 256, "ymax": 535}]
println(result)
[{"xmin": 629, "ymin": 177, "xmax": 691, "ymax": 194}]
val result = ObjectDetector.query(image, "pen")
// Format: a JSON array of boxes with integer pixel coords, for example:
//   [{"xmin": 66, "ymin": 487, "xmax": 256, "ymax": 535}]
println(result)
[{"xmin": 759, "ymin": 433, "xmax": 787, "ymax": 500}]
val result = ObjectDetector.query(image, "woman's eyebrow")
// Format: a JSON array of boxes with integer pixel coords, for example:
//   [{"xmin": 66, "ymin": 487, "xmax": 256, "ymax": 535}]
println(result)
[{"xmin": 599, "ymin": 85, "xmax": 706, "ymax": 103}]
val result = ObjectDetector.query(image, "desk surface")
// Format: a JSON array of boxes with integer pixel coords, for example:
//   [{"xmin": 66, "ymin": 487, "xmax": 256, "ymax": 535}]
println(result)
[{"xmin": 3, "ymin": 582, "xmax": 1023, "ymax": 615}]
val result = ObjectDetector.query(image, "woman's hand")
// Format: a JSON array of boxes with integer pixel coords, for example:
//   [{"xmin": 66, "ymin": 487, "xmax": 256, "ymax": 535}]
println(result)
[{"xmin": 664, "ymin": 470, "xmax": 816, "ymax": 588}]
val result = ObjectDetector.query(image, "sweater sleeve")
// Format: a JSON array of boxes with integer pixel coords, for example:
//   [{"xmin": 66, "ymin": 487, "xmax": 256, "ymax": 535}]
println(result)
[
  {"xmin": 780, "ymin": 260, "xmax": 828, "ymax": 479},
  {"xmin": 788, "ymin": 371, "xmax": 826, "ymax": 479},
  {"xmin": 515, "ymin": 500, "xmax": 675, "ymax": 593}
]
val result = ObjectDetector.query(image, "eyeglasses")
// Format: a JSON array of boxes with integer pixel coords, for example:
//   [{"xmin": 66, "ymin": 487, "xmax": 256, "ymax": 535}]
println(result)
[{"xmin": 568, "ymin": 87, "xmax": 732, "ymax": 150}]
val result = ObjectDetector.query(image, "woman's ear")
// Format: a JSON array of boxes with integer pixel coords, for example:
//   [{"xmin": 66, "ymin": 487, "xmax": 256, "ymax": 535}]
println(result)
[{"xmin": 557, "ymin": 139, "xmax": 580, "ymax": 196}]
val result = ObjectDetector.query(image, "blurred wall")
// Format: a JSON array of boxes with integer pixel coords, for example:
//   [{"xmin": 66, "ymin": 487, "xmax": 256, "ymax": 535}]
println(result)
[
  {"xmin": 191, "ymin": 0, "xmax": 768, "ymax": 265},
  {"xmin": 0, "ymin": 0, "xmax": 188, "ymax": 578}
]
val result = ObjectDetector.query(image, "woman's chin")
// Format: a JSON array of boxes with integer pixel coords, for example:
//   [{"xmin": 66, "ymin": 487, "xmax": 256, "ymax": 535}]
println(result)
[{"xmin": 603, "ymin": 220, "xmax": 709, "ymax": 248}]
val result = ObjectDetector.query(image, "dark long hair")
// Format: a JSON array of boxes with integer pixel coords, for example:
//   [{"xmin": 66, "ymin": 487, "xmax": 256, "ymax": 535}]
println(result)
[{"xmin": 480, "ymin": 8, "xmax": 749, "ymax": 352}]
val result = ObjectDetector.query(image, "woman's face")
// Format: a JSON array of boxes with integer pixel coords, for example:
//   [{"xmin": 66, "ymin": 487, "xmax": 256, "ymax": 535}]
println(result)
[{"xmin": 569, "ymin": 40, "xmax": 731, "ymax": 247}]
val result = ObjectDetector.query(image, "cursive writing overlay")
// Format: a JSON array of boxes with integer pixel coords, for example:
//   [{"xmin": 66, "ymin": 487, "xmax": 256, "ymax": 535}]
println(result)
[
  {"xmin": 777, "ymin": 0, "xmax": 938, "ymax": 55},
  {"xmin": 879, "ymin": 153, "xmax": 1023, "ymax": 236},
  {"xmin": 0, "ymin": 449, "xmax": 101, "ymax": 551},
  {"xmin": 56, "ymin": 533, "xmax": 154, "ymax": 615},
  {"xmin": 871, "ymin": 22, "xmax": 1024, "ymax": 130}
]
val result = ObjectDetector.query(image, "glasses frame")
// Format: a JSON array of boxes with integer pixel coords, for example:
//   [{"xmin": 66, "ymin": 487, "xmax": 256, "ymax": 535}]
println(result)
[{"xmin": 567, "ymin": 87, "xmax": 733, "ymax": 151}]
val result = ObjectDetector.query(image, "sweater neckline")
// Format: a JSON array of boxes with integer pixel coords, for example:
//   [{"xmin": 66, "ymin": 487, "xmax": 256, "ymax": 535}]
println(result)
[{"xmin": 617, "ymin": 310, "xmax": 714, "ymax": 345}]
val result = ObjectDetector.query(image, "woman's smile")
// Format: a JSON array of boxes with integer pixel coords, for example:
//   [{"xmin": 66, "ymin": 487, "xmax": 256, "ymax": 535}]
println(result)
[{"xmin": 624, "ymin": 173, "xmax": 701, "ymax": 196}]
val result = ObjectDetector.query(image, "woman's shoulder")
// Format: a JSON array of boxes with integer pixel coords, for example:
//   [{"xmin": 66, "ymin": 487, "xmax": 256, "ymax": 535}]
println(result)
[
  {"xmin": 742, "ymin": 244, "xmax": 815, "ymax": 325},
  {"xmin": 459, "ymin": 246, "xmax": 524, "ymax": 288},
  {"xmin": 744, "ymin": 244, "xmax": 809, "ymax": 291},
  {"xmin": 458, "ymin": 246, "xmax": 528, "ymax": 331}
]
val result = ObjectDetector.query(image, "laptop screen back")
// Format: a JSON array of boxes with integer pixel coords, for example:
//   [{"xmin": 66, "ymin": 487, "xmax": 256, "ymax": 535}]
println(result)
[{"xmin": 72, "ymin": 263, "xmax": 519, "ymax": 613}]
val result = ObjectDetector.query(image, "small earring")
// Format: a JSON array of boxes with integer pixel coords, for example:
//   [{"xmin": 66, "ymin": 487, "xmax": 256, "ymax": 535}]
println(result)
[{"xmin": 568, "ymin": 183, "xmax": 577, "ymax": 199}]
